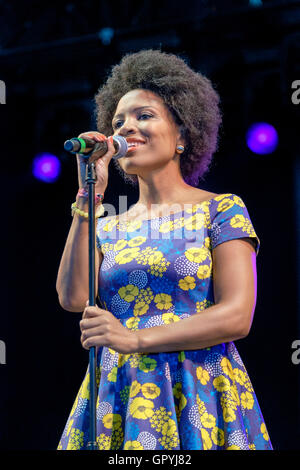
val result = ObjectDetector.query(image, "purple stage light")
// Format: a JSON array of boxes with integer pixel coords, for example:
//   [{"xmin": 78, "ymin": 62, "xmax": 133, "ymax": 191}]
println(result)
[
  {"xmin": 32, "ymin": 153, "xmax": 61, "ymax": 182},
  {"xmin": 246, "ymin": 122, "xmax": 278, "ymax": 155}
]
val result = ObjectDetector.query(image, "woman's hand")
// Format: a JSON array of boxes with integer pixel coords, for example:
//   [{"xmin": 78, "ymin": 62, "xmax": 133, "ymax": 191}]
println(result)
[
  {"xmin": 76, "ymin": 131, "xmax": 115, "ymax": 194},
  {"xmin": 80, "ymin": 302, "xmax": 139, "ymax": 354}
]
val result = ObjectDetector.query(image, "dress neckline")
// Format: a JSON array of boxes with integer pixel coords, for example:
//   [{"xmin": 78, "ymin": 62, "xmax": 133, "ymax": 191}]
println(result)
[{"xmin": 116, "ymin": 193, "xmax": 226, "ymax": 223}]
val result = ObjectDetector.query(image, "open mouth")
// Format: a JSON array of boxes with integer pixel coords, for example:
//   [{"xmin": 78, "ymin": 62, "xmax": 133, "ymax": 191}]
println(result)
[{"xmin": 126, "ymin": 140, "xmax": 146, "ymax": 153}]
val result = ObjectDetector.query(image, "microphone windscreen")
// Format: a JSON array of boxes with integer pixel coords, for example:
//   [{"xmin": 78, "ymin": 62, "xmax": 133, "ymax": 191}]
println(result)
[{"xmin": 112, "ymin": 135, "xmax": 128, "ymax": 159}]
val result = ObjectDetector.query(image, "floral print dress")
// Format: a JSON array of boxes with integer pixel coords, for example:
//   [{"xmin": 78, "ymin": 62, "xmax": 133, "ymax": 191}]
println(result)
[{"xmin": 58, "ymin": 193, "xmax": 273, "ymax": 450}]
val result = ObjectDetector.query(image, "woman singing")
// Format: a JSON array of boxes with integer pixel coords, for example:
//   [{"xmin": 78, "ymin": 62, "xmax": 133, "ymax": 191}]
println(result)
[{"xmin": 56, "ymin": 49, "xmax": 272, "ymax": 450}]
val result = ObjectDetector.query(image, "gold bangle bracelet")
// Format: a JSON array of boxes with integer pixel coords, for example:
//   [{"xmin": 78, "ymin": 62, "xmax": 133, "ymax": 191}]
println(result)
[{"xmin": 71, "ymin": 202, "xmax": 105, "ymax": 219}]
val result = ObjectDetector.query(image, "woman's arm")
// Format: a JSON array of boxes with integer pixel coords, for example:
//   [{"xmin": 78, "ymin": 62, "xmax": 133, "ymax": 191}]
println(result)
[
  {"xmin": 56, "ymin": 197, "xmax": 102, "ymax": 312},
  {"xmin": 135, "ymin": 237, "xmax": 257, "ymax": 353},
  {"xmin": 80, "ymin": 238, "xmax": 257, "ymax": 353}
]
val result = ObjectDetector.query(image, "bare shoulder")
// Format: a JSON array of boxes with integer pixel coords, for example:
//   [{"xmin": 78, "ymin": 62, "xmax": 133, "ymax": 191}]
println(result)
[
  {"xmin": 187, "ymin": 189, "xmax": 219, "ymax": 204},
  {"xmin": 193, "ymin": 189, "xmax": 219, "ymax": 202}
]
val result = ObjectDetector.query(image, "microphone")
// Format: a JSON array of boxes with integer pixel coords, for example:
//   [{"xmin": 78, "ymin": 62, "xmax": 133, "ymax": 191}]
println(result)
[{"xmin": 64, "ymin": 135, "xmax": 128, "ymax": 160}]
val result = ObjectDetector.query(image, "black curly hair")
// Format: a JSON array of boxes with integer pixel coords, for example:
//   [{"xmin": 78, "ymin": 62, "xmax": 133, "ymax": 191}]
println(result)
[{"xmin": 94, "ymin": 49, "xmax": 222, "ymax": 187}]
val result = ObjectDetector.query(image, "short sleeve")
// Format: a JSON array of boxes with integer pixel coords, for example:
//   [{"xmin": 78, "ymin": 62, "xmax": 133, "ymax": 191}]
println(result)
[{"xmin": 209, "ymin": 193, "xmax": 260, "ymax": 256}]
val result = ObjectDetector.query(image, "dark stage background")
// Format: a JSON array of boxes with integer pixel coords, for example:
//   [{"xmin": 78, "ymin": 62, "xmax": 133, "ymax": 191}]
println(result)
[{"xmin": 0, "ymin": 0, "xmax": 299, "ymax": 451}]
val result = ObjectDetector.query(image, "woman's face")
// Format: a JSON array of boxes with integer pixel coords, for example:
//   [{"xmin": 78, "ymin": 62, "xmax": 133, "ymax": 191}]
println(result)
[{"xmin": 112, "ymin": 89, "xmax": 183, "ymax": 177}]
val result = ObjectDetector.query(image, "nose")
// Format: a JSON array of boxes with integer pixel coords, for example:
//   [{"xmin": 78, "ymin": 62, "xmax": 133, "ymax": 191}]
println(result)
[{"xmin": 116, "ymin": 117, "xmax": 137, "ymax": 136}]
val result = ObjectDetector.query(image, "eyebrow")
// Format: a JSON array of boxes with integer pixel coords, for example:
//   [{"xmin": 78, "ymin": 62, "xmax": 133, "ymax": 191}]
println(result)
[{"xmin": 112, "ymin": 106, "xmax": 155, "ymax": 121}]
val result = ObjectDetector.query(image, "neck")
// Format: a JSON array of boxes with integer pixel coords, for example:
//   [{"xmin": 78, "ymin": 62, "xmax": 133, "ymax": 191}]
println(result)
[{"xmin": 136, "ymin": 166, "xmax": 191, "ymax": 211}]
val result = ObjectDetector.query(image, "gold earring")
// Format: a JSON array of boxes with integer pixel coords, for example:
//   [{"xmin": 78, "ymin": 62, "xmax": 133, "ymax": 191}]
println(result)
[{"xmin": 176, "ymin": 145, "xmax": 185, "ymax": 154}]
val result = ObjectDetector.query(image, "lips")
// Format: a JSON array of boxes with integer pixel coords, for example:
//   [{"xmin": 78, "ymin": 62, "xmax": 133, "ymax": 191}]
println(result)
[{"xmin": 126, "ymin": 138, "xmax": 146, "ymax": 153}]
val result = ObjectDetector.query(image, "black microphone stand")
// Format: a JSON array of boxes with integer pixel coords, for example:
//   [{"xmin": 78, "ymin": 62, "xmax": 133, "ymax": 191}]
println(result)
[
  {"xmin": 85, "ymin": 159, "xmax": 98, "ymax": 451},
  {"xmin": 63, "ymin": 135, "xmax": 127, "ymax": 450}
]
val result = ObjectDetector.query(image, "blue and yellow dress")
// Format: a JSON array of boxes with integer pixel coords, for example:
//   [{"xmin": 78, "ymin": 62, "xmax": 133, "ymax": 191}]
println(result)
[{"xmin": 58, "ymin": 193, "xmax": 273, "ymax": 450}]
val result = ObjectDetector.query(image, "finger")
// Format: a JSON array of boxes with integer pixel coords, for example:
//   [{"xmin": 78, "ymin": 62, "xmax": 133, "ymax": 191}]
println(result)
[
  {"xmin": 81, "ymin": 325, "xmax": 105, "ymax": 342},
  {"xmin": 82, "ymin": 306, "xmax": 101, "ymax": 319},
  {"xmin": 94, "ymin": 133, "xmax": 107, "ymax": 142},
  {"xmin": 107, "ymin": 135, "xmax": 114, "ymax": 150},
  {"xmin": 81, "ymin": 334, "xmax": 106, "ymax": 350},
  {"xmin": 79, "ymin": 132, "xmax": 106, "ymax": 141},
  {"xmin": 100, "ymin": 136, "xmax": 115, "ymax": 164},
  {"xmin": 82, "ymin": 305, "xmax": 107, "ymax": 319},
  {"xmin": 80, "ymin": 317, "xmax": 102, "ymax": 332}
]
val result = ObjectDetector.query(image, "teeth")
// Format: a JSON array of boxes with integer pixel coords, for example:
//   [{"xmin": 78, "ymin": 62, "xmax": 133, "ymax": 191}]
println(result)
[{"xmin": 127, "ymin": 142, "xmax": 144, "ymax": 147}]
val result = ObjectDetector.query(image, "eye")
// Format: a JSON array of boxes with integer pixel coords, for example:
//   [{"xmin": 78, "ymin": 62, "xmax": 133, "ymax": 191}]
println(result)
[
  {"xmin": 138, "ymin": 113, "xmax": 153, "ymax": 121},
  {"xmin": 112, "ymin": 112, "xmax": 153, "ymax": 130},
  {"xmin": 112, "ymin": 120, "xmax": 123, "ymax": 130}
]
